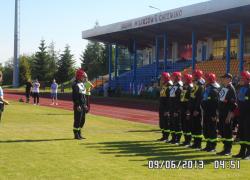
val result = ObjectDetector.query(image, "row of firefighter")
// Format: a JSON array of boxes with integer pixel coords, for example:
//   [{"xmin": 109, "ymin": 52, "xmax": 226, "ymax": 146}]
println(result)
[{"xmin": 158, "ymin": 69, "xmax": 250, "ymax": 160}]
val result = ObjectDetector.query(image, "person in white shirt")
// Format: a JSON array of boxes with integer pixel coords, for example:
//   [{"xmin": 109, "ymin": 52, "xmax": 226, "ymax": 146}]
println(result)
[
  {"xmin": 51, "ymin": 79, "xmax": 58, "ymax": 105},
  {"xmin": 0, "ymin": 71, "xmax": 9, "ymax": 123},
  {"xmin": 32, "ymin": 79, "xmax": 40, "ymax": 105}
]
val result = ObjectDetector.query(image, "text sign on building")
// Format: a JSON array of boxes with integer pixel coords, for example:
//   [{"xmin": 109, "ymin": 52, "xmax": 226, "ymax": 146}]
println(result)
[{"xmin": 121, "ymin": 9, "xmax": 183, "ymax": 30}]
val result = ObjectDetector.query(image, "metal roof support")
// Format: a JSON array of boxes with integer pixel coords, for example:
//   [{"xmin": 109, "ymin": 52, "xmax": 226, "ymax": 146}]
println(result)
[
  {"xmin": 239, "ymin": 23, "xmax": 244, "ymax": 73},
  {"xmin": 163, "ymin": 32, "xmax": 168, "ymax": 72},
  {"xmin": 108, "ymin": 44, "xmax": 113, "ymax": 87},
  {"xmin": 133, "ymin": 40, "xmax": 137, "ymax": 95},
  {"xmin": 226, "ymin": 25, "xmax": 231, "ymax": 74},
  {"xmin": 192, "ymin": 31, "xmax": 197, "ymax": 71},
  {"xmin": 115, "ymin": 44, "xmax": 119, "ymax": 88},
  {"xmin": 155, "ymin": 36, "xmax": 160, "ymax": 78}
]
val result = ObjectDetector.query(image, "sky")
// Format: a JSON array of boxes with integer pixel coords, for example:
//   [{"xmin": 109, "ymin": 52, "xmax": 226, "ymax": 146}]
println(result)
[{"xmin": 0, "ymin": 0, "xmax": 208, "ymax": 67}]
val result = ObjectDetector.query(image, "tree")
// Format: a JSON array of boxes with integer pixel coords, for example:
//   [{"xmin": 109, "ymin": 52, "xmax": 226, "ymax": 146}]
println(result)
[
  {"xmin": 19, "ymin": 55, "xmax": 31, "ymax": 85},
  {"xmin": 80, "ymin": 41, "xmax": 108, "ymax": 80},
  {"xmin": 56, "ymin": 45, "xmax": 75, "ymax": 83},
  {"xmin": 47, "ymin": 41, "xmax": 59, "ymax": 81},
  {"xmin": 32, "ymin": 40, "xmax": 50, "ymax": 81},
  {"xmin": 2, "ymin": 59, "xmax": 13, "ymax": 85}
]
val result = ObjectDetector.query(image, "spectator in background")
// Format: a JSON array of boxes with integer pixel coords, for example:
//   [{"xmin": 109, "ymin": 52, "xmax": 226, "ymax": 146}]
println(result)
[
  {"xmin": 32, "ymin": 79, "xmax": 40, "ymax": 105},
  {"xmin": 61, "ymin": 83, "xmax": 64, "ymax": 93},
  {"xmin": 103, "ymin": 82, "xmax": 109, "ymax": 97},
  {"xmin": 232, "ymin": 75, "xmax": 240, "ymax": 89},
  {"xmin": 0, "ymin": 71, "xmax": 9, "ymax": 124},
  {"xmin": 25, "ymin": 79, "xmax": 32, "ymax": 103},
  {"xmin": 51, "ymin": 79, "xmax": 58, "ymax": 105}
]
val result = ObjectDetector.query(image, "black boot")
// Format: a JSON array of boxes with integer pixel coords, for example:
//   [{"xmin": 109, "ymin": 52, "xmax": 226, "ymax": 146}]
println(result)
[
  {"xmin": 165, "ymin": 132, "xmax": 170, "ymax": 143},
  {"xmin": 224, "ymin": 142, "xmax": 232, "ymax": 156},
  {"xmin": 78, "ymin": 130, "xmax": 85, "ymax": 139},
  {"xmin": 244, "ymin": 145, "xmax": 250, "ymax": 160},
  {"xmin": 73, "ymin": 130, "xmax": 81, "ymax": 140},
  {"xmin": 208, "ymin": 142, "xmax": 216, "ymax": 152},
  {"xmin": 175, "ymin": 134, "xmax": 181, "ymax": 145},
  {"xmin": 185, "ymin": 135, "xmax": 192, "ymax": 147},
  {"xmin": 233, "ymin": 144, "xmax": 246, "ymax": 158},
  {"xmin": 195, "ymin": 138, "xmax": 202, "ymax": 150},
  {"xmin": 170, "ymin": 133, "xmax": 176, "ymax": 144},
  {"xmin": 190, "ymin": 138, "xmax": 198, "ymax": 149}
]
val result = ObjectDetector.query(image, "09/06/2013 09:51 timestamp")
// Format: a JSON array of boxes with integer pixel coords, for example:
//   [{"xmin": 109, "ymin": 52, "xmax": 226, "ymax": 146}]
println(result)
[{"xmin": 148, "ymin": 160, "xmax": 241, "ymax": 169}]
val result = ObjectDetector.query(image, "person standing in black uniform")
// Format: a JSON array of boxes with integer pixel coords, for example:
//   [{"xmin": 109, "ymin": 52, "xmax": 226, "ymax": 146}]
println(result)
[
  {"xmin": 180, "ymin": 74, "xmax": 193, "ymax": 146},
  {"xmin": 217, "ymin": 73, "xmax": 237, "ymax": 156},
  {"xmin": 190, "ymin": 69, "xmax": 205, "ymax": 149},
  {"xmin": 158, "ymin": 72, "xmax": 173, "ymax": 142},
  {"xmin": 25, "ymin": 79, "xmax": 32, "ymax": 103},
  {"xmin": 201, "ymin": 73, "xmax": 220, "ymax": 152},
  {"xmin": 72, "ymin": 69, "xmax": 88, "ymax": 140},
  {"xmin": 169, "ymin": 72, "xmax": 183, "ymax": 145},
  {"xmin": 233, "ymin": 71, "xmax": 250, "ymax": 160}
]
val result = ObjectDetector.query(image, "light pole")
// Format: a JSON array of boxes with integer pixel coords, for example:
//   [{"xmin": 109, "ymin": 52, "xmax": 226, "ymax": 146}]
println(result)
[
  {"xmin": 13, "ymin": 0, "xmax": 20, "ymax": 87},
  {"xmin": 149, "ymin": 5, "xmax": 161, "ymax": 12}
]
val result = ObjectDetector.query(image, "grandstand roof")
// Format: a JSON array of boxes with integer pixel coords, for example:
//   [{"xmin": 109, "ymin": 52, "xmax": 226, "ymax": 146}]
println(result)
[{"xmin": 82, "ymin": 0, "xmax": 250, "ymax": 48}]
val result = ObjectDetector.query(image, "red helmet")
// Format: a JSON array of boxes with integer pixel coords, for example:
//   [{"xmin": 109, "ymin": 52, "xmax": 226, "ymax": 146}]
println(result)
[
  {"xmin": 205, "ymin": 73, "xmax": 216, "ymax": 83},
  {"xmin": 183, "ymin": 74, "xmax": 193, "ymax": 84},
  {"xmin": 192, "ymin": 69, "xmax": 203, "ymax": 79},
  {"xmin": 75, "ymin": 69, "xmax": 85, "ymax": 80},
  {"xmin": 172, "ymin": 72, "xmax": 182, "ymax": 81},
  {"xmin": 241, "ymin": 71, "xmax": 250, "ymax": 81},
  {"xmin": 161, "ymin": 72, "xmax": 171, "ymax": 83}
]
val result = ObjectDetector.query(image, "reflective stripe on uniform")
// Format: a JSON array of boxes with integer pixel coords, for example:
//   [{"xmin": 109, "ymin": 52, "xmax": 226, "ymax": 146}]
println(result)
[
  {"xmin": 239, "ymin": 141, "xmax": 247, "ymax": 145},
  {"xmin": 221, "ymin": 138, "xmax": 234, "ymax": 142},
  {"xmin": 206, "ymin": 138, "xmax": 218, "ymax": 142},
  {"xmin": 192, "ymin": 134, "xmax": 204, "ymax": 139},
  {"xmin": 73, "ymin": 128, "xmax": 80, "ymax": 131},
  {"xmin": 175, "ymin": 131, "xmax": 183, "ymax": 135}
]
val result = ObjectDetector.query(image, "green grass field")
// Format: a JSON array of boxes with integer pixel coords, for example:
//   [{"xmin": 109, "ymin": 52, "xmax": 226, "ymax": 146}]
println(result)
[{"xmin": 0, "ymin": 102, "xmax": 249, "ymax": 179}]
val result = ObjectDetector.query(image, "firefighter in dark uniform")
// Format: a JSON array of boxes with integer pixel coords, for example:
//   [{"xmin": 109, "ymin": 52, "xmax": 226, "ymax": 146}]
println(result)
[
  {"xmin": 158, "ymin": 72, "xmax": 173, "ymax": 142},
  {"xmin": 201, "ymin": 73, "xmax": 220, "ymax": 152},
  {"xmin": 190, "ymin": 69, "xmax": 205, "ymax": 149},
  {"xmin": 169, "ymin": 72, "xmax": 183, "ymax": 145},
  {"xmin": 180, "ymin": 74, "xmax": 193, "ymax": 146},
  {"xmin": 72, "ymin": 69, "xmax": 88, "ymax": 140},
  {"xmin": 217, "ymin": 73, "xmax": 237, "ymax": 156},
  {"xmin": 233, "ymin": 71, "xmax": 250, "ymax": 160}
]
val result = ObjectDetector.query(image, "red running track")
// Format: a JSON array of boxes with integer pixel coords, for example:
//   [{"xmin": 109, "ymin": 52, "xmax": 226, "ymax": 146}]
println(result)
[{"xmin": 5, "ymin": 93, "xmax": 158, "ymax": 125}]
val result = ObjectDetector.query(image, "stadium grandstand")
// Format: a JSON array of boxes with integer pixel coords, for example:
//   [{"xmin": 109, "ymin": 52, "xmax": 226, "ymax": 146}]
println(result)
[{"xmin": 82, "ymin": 0, "xmax": 250, "ymax": 94}]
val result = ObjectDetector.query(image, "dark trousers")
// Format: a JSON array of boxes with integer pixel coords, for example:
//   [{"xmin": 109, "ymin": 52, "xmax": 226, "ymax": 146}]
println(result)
[
  {"xmin": 239, "ymin": 112, "xmax": 250, "ymax": 144},
  {"xmin": 191, "ymin": 110, "xmax": 203, "ymax": 137},
  {"xmin": 170, "ymin": 111, "xmax": 182, "ymax": 141},
  {"xmin": 219, "ymin": 112, "xmax": 233, "ymax": 141},
  {"xmin": 203, "ymin": 114, "xmax": 217, "ymax": 147},
  {"xmin": 33, "ymin": 92, "xmax": 39, "ymax": 104},
  {"xmin": 25, "ymin": 91, "xmax": 30, "ymax": 102},
  {"xmin": 181, "ymin": 105, "xmax": 191, "ymax": 135},
  {"xmin": 219, "ymin": 111, "xmax": 233, "ymax": 151},
  {"xmin": 73, "ymin": 105, "xmax": 86, "ymax": 130},
  {"xmin": 159, "ymin": 106, "xmax": 170, "ymax": 136}
]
